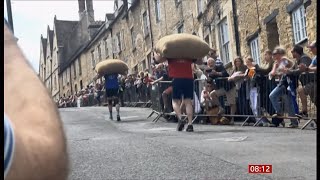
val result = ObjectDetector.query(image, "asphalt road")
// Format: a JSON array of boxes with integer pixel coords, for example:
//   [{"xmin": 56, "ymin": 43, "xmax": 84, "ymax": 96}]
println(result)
[{"xmin": 60, "ymin": 107, "xmax": 316, "ymax": 180}]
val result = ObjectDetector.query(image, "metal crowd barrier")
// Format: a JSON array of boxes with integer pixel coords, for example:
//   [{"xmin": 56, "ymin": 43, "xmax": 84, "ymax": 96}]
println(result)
[
  {"xmin": 147, "ymin": 81, "xmax": 174, "ymax": 122},
  {"xmin": 146, "ymin": 72, "xmax": 317, "ymax": 130},
  {"xmin": 122, "ymin": 84, "xmax": 152, "ymax": 108}
]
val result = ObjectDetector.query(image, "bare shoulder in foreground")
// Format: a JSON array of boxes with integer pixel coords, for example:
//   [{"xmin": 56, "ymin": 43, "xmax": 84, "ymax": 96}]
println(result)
[{"xmin": 4, "ymin": 23, "xmax": 69, "ymax": 180}]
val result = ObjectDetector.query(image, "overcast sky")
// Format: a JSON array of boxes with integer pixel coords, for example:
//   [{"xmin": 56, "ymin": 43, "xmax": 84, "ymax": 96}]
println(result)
[{"xmin": 4, "ymin": 0, "xmax": 115, "ymax": 73}]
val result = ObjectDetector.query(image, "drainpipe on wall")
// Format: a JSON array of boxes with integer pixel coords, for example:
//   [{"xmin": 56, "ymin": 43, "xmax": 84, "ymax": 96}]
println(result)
[
  {"xmin": 231, "ymin": 0, "xmax": 241, "ymax": 56},
  {"xmin": 147, "ymin": 0, "xmax": 154, "ymax": 50}
]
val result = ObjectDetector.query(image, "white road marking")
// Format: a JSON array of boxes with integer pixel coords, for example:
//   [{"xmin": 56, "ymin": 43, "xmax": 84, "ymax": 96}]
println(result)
[
  {"xmin": 120, "ymin": 116, "xmax": 139, "ymax": 120},
  {"xmin": 104, "ymin": 115, "xmax": 139, "ymax": 121},
  {"xmin": 205, "ymin": 136, "xmax": 248, "ymax": 142},
  {"xmin": 148, "ymin": 127, "xmax": 176, "ymax": 131}
]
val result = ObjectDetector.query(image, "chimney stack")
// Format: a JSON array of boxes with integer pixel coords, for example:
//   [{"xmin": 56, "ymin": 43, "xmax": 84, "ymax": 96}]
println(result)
[
  {"xmin": 78, "ymin": 0, "xmax": 85, "ymax": 20},
  {"xmin": 86, "ymin": 0, "xmax": 95, "ymax": 22}
]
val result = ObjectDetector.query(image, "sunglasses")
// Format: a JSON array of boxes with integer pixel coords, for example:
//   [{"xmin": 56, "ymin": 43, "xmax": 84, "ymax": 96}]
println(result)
[{"xmin": 272, "ymin": 53, "xmax": 279, "ymax": 55}]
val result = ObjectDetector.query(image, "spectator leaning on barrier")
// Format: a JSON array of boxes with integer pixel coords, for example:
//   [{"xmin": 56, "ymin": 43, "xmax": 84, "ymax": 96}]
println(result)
[
  {"xmin": 282, "ymin": 45, "xmax": 312, "ymax": 117},
  {"xmin": 231, "ymin": 56, "xmax": 247, "ymax": 89},
  {"xmin": 254, "ymin": 50, "xmax": 281, "ymax": 126},
  {"xmin": 208, "ymin": 48, "xmax": 223, "ymax": 67},
  {"xmin": 151, "ymin": 63, "xmax": 173, "ymax": 113},
  {"xmin": 269, "ymin": 46, "xmax": 298, "ymax": 128},
  {"xmin": 244, "ymin": 56, "xmax": 260, "ymax": 122},
  {"xmin": 200, "ymin": 78, "xmax": 221, "ymax": 124},
  {"xmin": 298, "ymin": 40, "xmax": 317, "ymax": 117},
  {"xmin": 124, "ymin": 74, "xmax": 134, "ymax": 102},
  {"xmin": 208, "ymin": 57, "xmax": 244, "ymax": 125}
]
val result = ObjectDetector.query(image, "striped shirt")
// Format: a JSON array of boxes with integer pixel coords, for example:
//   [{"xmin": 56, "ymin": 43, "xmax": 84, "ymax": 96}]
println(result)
[{"xmin": 4, "ymin": 114, "xmax": 15, "ymax": 178}]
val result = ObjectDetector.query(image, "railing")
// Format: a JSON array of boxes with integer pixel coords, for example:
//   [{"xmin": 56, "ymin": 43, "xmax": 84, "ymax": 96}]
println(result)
[
  {"xmin": 144, "ymin": 72, "xmax": 317, "ymax": 130},
  {"xmin": 64, "ymin": 72, "xmax": 317, "ymax": 130}
]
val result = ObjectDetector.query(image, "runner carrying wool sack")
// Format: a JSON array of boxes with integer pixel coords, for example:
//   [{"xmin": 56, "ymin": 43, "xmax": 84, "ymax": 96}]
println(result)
[
  {"xmin": 95, "ymin": 59, "xmax": 128, "ymax": 76},
  {"xmin": 155, "ymin": 33, "xmax": 210, "ymax": 60}
]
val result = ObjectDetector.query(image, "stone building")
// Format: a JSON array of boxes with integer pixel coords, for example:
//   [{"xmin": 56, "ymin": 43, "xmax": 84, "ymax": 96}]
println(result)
[
  {"xmin": 39, "ymin": 0, "xmax": 317, "ymax": 101},
  {"xmin": 236, "ymin": 0, "xmax": 317, "ymax": 62},
  {"xmin": 39, "ymin": 0, "xmax": 104, "ymax": 101}
]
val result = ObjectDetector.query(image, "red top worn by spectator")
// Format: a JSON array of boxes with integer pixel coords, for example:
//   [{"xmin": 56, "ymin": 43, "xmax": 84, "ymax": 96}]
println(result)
[{"xmin": 167, "ymin": 59, "xmax": 193, "ymax": 79}]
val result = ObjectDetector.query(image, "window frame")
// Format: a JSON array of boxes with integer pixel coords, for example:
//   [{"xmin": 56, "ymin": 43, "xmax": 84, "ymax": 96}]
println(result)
[
  {"xmin": 155, "ymin": 0, "xmax": 161, "ymax": 23},
  {"xmin": 250, "ymin": 36, "xmax": 261, "ymax": 65},
  {"xmin": 218, "ymin": 18, "xmax": 231, "ymax": 64},
  {"xmin": 130, "ymin": 27, "xmax": 136, "ymax": 51},
  {"xmin": 97, "ymin": 44, "xmax": 102, "ymax": 61},
  {"xmin": 177, "ymin": 24, "xmax": 184, "ymax": 33},
  {"xmin": 143, "ymin": 11, "xmax": 150, "ymax": 37},
  {"xmin": 91, "ymin": 50, "xmax": 95, "ymax": 68},
  {"xmin": 292, "ymin": 5, "xmax": 307, "ymax": 44}
]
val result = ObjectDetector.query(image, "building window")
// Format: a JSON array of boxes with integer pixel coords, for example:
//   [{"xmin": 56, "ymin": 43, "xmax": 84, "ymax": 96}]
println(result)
[
  {"xmin": 67, "ymin": 68, "xmax": 70, "ymax": 84},
  {"xmin": 130, "ymin": 27, "xmax": 136, "ymax": 50},
  {"xmin": 292, "ymin": 5, "xmax": 307, "ymax": 44},
  {"xmin": 97, "ymin": 45, "xmax": 102, "ymax": 61},
  {"xmin": 91, "ymin": 51, "xmax": 95, "ymax": 67},
  {"xmin": 175, "ymin": 0, "xmax": 181, "ymax": 7},
  {"xmin": 219, "ymin": 18, "xmax": 230, "ymax": 63},
  {"xmin": 112, "ymin": 36, "xmax": 119, "ymax": 54},
  {"xmin": 104, "ymin": 38, "xmax": 109, "ymax": 58},
  {"xmin": 143, "ymin": 12, "xmax": 150, "ymax": 37},
  {"xmin": 134, "ymin": 65, "xmax": 138, "ymax": 74},
  {"xmin": 78, "ymin": 58, "xmax": 82, "ymax": 75},
  {"xmin": 54, "ymin": 75, "xmax": 57, "ymax": 90},
  {"xmin": 197, "ymin": 0, "xmax": 203, "ymax": 16},
  {"xmin": 147, "ymin": 53, "xmax": 151, "ymax": 72},
  {"xmin": 62, "ymin": 72, "xmax": 64, "ymax": 86},
  {"xmin": 63, "ymin": 71, "xmax": 66, "ymax": 85},
  {"xmin": 75, "ymin": 84, "xmax": 78, "ymax": 94},
  {"xmin": 116, "ymin": 32, "xmax": 122, "ymax": 52},
  {"xmin": 250, "ymin": 37, "xmax": 261, "ymax": 65},
  {"xmin": 43, "ymin": 67, "xmax": 46, "ymax": 80},
  {"xmin": 155, "ymin": 0, "xmax": 161, "ymax": 22},
  {"xmin": 141, "ymin": 60, "xmax": 146, "ymax": 71},
  {"xmin": 121, "ymin": 30, "xmax": 125, "ymax": 50},
  {"xmin": 73, "ymin": 63, "xmax": 77, "ymax": 79},
  {"xmin": 204, "ymin": 34, "xmax": 209, "ymax": 44},
  {"xmin": 177, "ymin": 24, "xmax": 184, "ymax": 33},
  {"xmin": 80, "ymin": 80, "xmax": 83, "ymax": 90}
]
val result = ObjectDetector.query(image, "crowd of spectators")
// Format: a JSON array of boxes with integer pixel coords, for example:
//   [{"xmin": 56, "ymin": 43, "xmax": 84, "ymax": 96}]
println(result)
[{"xmin": 56, "ymin": 41, "xmax": 317, "ymax": 128}]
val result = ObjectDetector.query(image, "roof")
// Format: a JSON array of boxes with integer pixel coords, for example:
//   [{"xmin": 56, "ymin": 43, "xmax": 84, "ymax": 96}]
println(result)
[
  {"xmin": 106, "ymin": 13, "xmax": 115, "ymax": 21},
  {"xmin": 89, "ymin": 20, "xmax": 104, "ymax": 27},
  {"xmin": 87, "ymin": 22, "xmax": 108, "ymax": 49},
  {"xmin": 41, "ymin": 36, "xmax": 47, "ymax": 61},
  {"xmin": 54, "ymin": 19, "xmax": 79, "ymax": 46},
  {"xmin": 48, "ymin": 30, "xmax": 54, "ymax": 56}
]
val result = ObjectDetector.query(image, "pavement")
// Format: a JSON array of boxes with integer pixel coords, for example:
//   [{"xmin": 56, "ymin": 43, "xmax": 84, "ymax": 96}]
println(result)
[{"xmin": 60, "ymin": 107, "xmax": 317, "ymax": 180}]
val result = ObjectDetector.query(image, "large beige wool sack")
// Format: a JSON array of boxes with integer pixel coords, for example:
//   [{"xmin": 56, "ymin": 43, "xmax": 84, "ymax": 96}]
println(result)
[
  {"xmin": 155, "ymin": 33, "xmax": 210, "ymax": 60},
  {"xmin": 95, "ymin": 59, "xmax": 128, "ymax": 75}
]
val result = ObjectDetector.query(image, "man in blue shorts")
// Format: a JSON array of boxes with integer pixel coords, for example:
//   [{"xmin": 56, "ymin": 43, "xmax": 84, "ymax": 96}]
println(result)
[{"xmin": 94, "ymin": 73, "xmax": 121, "ymax": 121}]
